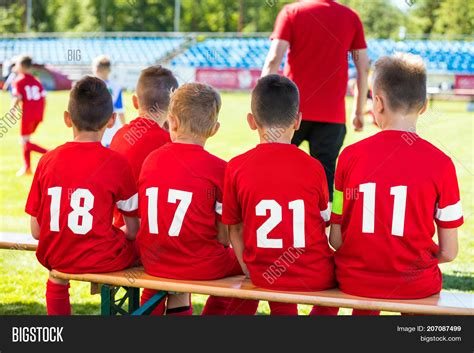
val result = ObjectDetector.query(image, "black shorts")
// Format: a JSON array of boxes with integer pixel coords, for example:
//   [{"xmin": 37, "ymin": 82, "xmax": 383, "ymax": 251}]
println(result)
[{"xmin": 291, "ymin": 121, "xmax": 346, "ymax": 201}]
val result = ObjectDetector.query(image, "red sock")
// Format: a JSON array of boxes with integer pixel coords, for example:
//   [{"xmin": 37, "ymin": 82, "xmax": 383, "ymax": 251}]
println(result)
[
  {"xmin": 26, "ymin": 141, "xmax": 47, "ymax": 154},
  {"xmin": 310, "ymin": 306, "xmax": 340, "ymax": 316},
  {"xmin": 202, "ymin": 296, "xmax": 230, "ymax": 315},
  {"xmin": 225, "ymin": 298, "xmax": 259, "ymax": 315},
  {"xmin": 46, "ymin": 280, "xmax": 71, "ymax": 315},
  {"xmin": 166, "ymin": 306, "xmax": 193, "ymax": 316},
  {"xmin": 352, "ymin": 309, "xmax": 381, "ymax": 316},
  {"xmin": 140, "ymin": 288, "xmax": 166, "ymax": 316},
  {"xmin": 269, "ymin": 302, "xmax": 298, "ymax": 316},
  {"xmin": 22, "ymin": 144, "xmax": 31, "ymax": 169}
]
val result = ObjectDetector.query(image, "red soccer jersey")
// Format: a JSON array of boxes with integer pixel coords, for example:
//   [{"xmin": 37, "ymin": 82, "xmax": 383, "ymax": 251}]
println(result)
[
  {"xmin": 110, "ymin": 117, "xmax": 171, "ymax": 180},
  {"xmin": 331, "ymin": 130, "xmax": 464, "ymax": 299},
  {"xmin": 137, "ymin": 142, "xmax": 236, "ymax": 280},
  {"xmin": 12, "ymin": 73, "xmax": 46, "ymax": 133},
  {"xmin": 110, "ymin": 117, "xmax": 171, "ymax": 227},
  {"xmin": 25, "ymin": 141, "xmax": 139, "ymax": 273},
  {"xmin": 222, "ymin": 143, "xmax": 336, "ymax": 291},
  {"xmin": 271, "ymin": 0, "xmax": 366, "ymax": 123}
]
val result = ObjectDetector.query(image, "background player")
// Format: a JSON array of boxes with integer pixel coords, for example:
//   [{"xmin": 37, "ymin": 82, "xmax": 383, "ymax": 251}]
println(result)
[
  {"xmin": 223, "ymin": 75, "xmax": 336, "ymax": 315},
  {"xmin": 330, "ymin": 54, "xmax": 463, "ymax": 315},
  {"xmin": 92, "ymin": 55, "xmax": 126, "ymax": 147},
  {"xmin": 110, "ymin": 65, "xmax": 180, "ymax": 314},
  {"xmin": 11, "ymin": 55, "xmax": 48, "ymax": 176},
  {"xmin": 25, "ymin": 76, "xmax": 139, "ymax": 315},
  {"xmin": 2, "ymin": 58, "xmax": 17, "ymax": 93}
]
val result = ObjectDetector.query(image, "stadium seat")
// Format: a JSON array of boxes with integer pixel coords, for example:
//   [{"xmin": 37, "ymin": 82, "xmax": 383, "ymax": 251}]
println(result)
[
  {"xmin": 1, "ymin": 37, "xmax": 472, "ymax": 74},
  {"xmin": 0, "ymin": 36, "xmax": 185, "ymax": 66}
]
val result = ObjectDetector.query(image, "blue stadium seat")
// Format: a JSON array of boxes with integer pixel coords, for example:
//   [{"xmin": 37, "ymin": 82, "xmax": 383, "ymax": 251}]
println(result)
[
  {"xmin": 0, "ymin": 37, "xmax": 185, "ymax": 66},
  {"xmin": 1, "ymin": 37, "xmax": 472, "ymax": 74}
]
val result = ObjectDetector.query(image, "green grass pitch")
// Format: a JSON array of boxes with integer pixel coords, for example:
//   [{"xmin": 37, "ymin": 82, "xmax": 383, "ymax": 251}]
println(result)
[{"xmin": 0, "ymin": 90, "xmax": 472, "ymax": 315}]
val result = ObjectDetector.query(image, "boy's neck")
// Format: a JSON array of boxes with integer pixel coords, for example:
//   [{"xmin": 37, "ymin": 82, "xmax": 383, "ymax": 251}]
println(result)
[
  {"xmin": 96, "ymin": 73, "xmax": 109, "ymax": 81},
  {"xmin": 257, "ymin": 126, "xmax": 294, "ymax": 144},
  {"xmin": 173, "ymin": 132, "xmax": 207, "ymax": 147},
  {"xmin": 73, "ymin": 129, "xmax": 103, "ymax": 142},
  {"xmin": 138, "ymin": 108, "xmax": 166, "ymax": 127},
  {"xmin": 380, "ymin": 113, "xmax": 418, "ymax": 133}
]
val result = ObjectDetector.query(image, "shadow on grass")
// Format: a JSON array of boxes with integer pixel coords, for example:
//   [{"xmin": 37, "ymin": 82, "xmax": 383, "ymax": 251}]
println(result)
[{"xmin": 442, "ymin": 272, "xmax": 474, "ymax": 292}]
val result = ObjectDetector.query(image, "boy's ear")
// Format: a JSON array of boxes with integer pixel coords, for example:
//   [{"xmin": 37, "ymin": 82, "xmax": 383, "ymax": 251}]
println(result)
[
  {"xmin": 209, "ymin": 121, "xmax": 220, "ymax": 138},
  {"xmin": 374, "ymin": 95, "xmax": 384, "ymax": 115},
  {"xmin": 168, "ymin": 114, "xmax": 179, "ymax": 132},
  {"xmin": 132, "ymin": 94, "xmax": 139, "ymax": 110},
  {"xmin": 247, "ymin": 113, "xmax": 258, "ymax": 131},
  {"xmin": 419, "ymin": 99, "xmax": 428, "ymax": 115},
  {"xmin": 64, "ymin": 111, "xmax": 73, "ymax": 128},
  {"xmin": 106, "ymin": 113, "xmax": 117, "ymax": 128},
  {"xmin": 294, "ymin": 112, "xmax": 302, "ymax": 131}
]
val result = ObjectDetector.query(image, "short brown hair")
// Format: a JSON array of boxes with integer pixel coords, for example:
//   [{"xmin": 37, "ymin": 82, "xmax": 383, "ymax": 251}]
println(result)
[
  {"xmin": 373, "ymin": 53, "xmax": 427, "ymax": 114},
  {"xmin": 251, "ymin": 74, "xmax": 299, "ymax": 128},
  {"xmin": 17, "ymin": 55, "xmax": 33, "ymax": 69},
  {"xmin": 68, "ymin": 76, "xmax": 113, "ymax": 131},
  {"xmin": 136, "ymin": 65, "xmax": 179, "ymax": 114},
  {"xmin": 168, "ymin": 83, "xmax": 221, "ymax": 137},
  {"xmin": 92, "ymin": 55, "xmax": 111, "ymax": 71}
]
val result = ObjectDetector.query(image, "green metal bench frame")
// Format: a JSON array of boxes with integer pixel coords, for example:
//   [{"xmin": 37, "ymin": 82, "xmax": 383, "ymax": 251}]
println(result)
[{"xmin": 100, "ymin": 285, "xmax": 168, "ymax": 316}]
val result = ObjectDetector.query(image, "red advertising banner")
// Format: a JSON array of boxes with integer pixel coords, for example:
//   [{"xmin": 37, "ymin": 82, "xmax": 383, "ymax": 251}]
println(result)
[
  {"xmin": 454, "ymin": 75, "xmax": 474, "ymax": 89},
  {"xmin": 195, "ymin": 68, "xmax": 262, "ymax": 90}
]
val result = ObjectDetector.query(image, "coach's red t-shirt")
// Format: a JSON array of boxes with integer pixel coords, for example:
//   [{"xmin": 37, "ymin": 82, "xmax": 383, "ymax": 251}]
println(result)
[
  {"xmin": 223, "ymin": 143, "xmax": 335, "ymax": 291},
  {"xmin": 25, "ymin": 141, "xmax": 138, "ymax": 273},
  {"xmin": 137, "ymin": 142, "xmax": 235, "ymax": 280},
  {"xmin": 271, "ymin": 0, "xmax": 367, "ymax": 123},
  {"xmin": 12, "ymin": 73, "xmax": 46, "ymax": 123},
  {"xmin": 331, "ymin": 130, "xmax": 464, "ymax": 299},
  {"xmin": 110, "ymin": 117, "xmax": 171, "ymax": 227}
]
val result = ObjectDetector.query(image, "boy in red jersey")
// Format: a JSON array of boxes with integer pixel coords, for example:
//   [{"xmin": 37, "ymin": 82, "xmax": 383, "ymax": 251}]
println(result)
[
  {"xmin": 137, "ymin": 83, "xmax": 256, "ymax": 315},
  {"xmin": 11, "ymin": 55, "xmax": 48, "ymax": 176},
  {"xmin": 110, "ymin": 65, "xmax": 181, "ymax": 315},
  {"xmin": 222, "ymin": 75, "xmax": 336, "ymax": 315},
  {"xmin": 110, "ymin": 66, "xmax": 177, "ymax": 225},
  {"xmin": 330, "ymin": 54, "xmax": 463, "ymax": 315},
  {"xmin": 25, "ymin": 76, "xmax": 139, "ymax": 315}
]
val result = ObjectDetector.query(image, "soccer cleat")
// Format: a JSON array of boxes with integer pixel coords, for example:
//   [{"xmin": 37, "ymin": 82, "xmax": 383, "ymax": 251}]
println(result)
[{"xmin": 16, "ymin": 166, "xmax": 32, "ymax": 177}]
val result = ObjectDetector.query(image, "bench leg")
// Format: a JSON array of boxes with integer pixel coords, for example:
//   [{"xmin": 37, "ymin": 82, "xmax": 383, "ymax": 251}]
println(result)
[
  {"xmin": 101, "ymin": 285, "xmax": 112, "ymax": 316},
  {"xmin": 128, "ymin": 286, "xmax": 140, "ymax": 313},
  {"xmin": 131, "ymin": 290, "xmax": 167, "ymax": 316},
  {"xmin": 100, "ymin": 285, "xmax": 141, "ymax": 316}
]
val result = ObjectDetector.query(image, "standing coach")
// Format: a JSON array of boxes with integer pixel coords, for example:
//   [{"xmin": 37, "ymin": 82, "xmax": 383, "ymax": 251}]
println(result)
[{"xmin": 262, "ymin": 0, "xmax": 369, "ymax": 201}]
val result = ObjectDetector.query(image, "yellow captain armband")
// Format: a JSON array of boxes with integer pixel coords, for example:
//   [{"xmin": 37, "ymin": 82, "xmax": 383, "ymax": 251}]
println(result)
[{"xmin": 332, "ymin": 189, "xmax": 343, "ymax": 215}]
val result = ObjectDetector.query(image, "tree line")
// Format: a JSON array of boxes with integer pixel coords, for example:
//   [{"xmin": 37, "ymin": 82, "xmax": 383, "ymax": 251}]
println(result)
[{"xmin": 0, "ymin": 0, "xmax": 472, "ymax": 38}]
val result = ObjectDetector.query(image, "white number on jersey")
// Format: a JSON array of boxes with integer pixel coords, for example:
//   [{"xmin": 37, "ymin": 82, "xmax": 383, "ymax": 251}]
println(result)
[
  {"xmin": 256, "ymin": 199, "xmax": 305, "ymax": 249},
  {"xmin": 24, "ymin": 85, "xmax": 41, "ymax": 101},
  {"xmin": 145, "ymin": 187, "xmax": 193, "ymax": 236},
  {"xmin": 359, "ymin": 183, "xmax": 408, "ymax": 237},
  {"xmin": 47, "ymin": 187, "xmax": 94, "ymax": 235}
]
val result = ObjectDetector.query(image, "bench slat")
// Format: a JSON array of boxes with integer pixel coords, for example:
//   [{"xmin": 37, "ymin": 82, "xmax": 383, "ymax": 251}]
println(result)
[
  {"xmin": 0, "ymin": 232, "xmax": 38, "ymax": 251},
  {"xmin": 51, "ymin": 267, "xmax": 474, "ymax": 315}
]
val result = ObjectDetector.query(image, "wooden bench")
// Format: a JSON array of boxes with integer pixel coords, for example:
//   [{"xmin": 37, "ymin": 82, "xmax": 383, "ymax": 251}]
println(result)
[
  {"xmin": 0, "ymin": 232, "xmax": 38, "ymax": 251},
  {"xmin": 51, "ymin": 267, "xmax": 474, "ymax": 316}
]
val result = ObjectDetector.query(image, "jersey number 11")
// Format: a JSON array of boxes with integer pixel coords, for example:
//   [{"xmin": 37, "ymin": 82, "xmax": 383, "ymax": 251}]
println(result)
[{"xmin": 359, "ymin": 183, "xmax": 407, "ymax": 237}]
